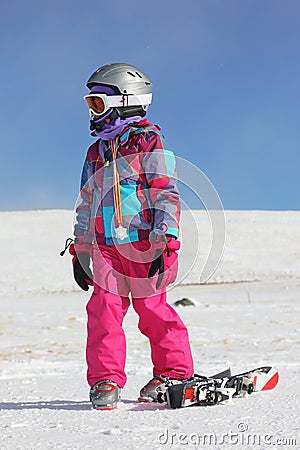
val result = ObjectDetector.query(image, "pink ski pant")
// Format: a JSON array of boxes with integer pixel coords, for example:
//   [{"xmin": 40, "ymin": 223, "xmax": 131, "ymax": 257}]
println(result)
[{"xmin": 86, "ymin": 241, "xmax": 194, "ymax": 388}]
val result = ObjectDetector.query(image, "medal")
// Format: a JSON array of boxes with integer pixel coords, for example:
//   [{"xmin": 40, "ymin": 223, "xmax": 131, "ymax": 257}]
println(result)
[{"xmin": 114, "ymin": 224, "xmax": 128, "ymax": 240}]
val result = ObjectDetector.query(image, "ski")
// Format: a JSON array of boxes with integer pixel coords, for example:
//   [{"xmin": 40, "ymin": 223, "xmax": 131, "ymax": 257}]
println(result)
[
  {"xmin": 158, "ymin": 366, "xmax": 279, "ymax": 409},
  {"xmin": 225, "ymin": 366, "xmax": 279, "ymax": 395},
  {"xmin": 160, "ymin": 378, "xmax": 235, "ymax": 408}
]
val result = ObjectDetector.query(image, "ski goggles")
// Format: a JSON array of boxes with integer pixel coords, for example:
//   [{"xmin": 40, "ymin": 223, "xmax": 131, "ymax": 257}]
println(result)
[{"xmin": 83, "ymin": 93, "xmax": 152, "ymax": 117}]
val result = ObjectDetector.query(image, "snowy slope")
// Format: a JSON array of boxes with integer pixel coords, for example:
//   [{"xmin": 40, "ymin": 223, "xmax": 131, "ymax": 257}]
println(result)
[
  {"xmin": 0, "ymin": 209, "xmax": 299, "ymax": 296},
  {"xmin": 0, "ymin": 210, "xmax": 299, "ymax": 449}
]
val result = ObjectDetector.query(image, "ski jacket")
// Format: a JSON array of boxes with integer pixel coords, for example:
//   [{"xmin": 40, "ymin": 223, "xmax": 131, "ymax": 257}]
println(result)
[{"xmin": 74, "ymin": 119, "xmax": 180, "ymax": 246}]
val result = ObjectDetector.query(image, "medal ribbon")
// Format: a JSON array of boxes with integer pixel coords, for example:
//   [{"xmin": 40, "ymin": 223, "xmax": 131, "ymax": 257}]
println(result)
[{"xmin": 110, "ymin": 138, "xmax": 123, "ymax": 228}]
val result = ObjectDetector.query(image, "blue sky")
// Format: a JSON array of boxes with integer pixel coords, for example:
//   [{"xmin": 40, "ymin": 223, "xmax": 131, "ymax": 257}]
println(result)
[{"xmin": 0, "ymin": 0, "xmax": 299, "ymax": 210}]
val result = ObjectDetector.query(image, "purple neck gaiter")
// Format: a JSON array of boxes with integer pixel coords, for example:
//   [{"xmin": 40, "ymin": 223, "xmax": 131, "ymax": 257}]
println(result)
[
  {"xmin": 95, "ymin": 116, "xmax": 142, "ymax": 140},
  {"xmin": 89, "ymin": 85, "xmax": 142, "ymax": 140}
]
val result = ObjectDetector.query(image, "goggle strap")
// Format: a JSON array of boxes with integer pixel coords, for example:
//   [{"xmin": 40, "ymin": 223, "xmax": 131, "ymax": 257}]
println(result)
[
  {"xmin": 108, "ymin": 93, "xmax": 152, "ymax": 107},
  {"xmin": 84, "ymin": 93, "xmax": 152, "ymax": 108}
]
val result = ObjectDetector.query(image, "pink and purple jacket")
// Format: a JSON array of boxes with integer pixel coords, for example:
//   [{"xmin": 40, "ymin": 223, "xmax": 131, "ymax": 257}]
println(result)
[{"xmin": 74, "ymin": 119, "xmax": 180, "ymax": 246}]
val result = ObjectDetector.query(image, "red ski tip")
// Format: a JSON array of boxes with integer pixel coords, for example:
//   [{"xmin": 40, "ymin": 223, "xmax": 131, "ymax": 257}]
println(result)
[{"xmin": 262, "ymin": 371, "xmax": 279, "ymax": 391}]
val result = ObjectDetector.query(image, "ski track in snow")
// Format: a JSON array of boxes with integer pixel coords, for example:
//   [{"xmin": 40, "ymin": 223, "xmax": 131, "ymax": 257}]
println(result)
[{"xmin": 0, "ymin": 210, "xmax": 299, "ymax": 449}]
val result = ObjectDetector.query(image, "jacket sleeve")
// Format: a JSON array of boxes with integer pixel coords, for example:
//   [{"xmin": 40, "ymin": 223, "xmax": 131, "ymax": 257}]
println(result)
[
  {"xmin": 73, "ymin": 158, "xmax": 94, "ymax": 244},
  {"xmin": 141, "ymin": 132, "xmax": 180, "ymax": 239}
]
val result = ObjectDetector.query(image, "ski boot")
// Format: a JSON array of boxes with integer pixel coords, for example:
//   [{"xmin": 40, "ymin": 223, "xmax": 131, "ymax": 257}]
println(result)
[
  {"xmin": 90, "ymin": 380, "xmax": 121, "ymax": 410},
  {"xmin": 138, "ymin": 375, "xmax": 189, "ymax": 403}
]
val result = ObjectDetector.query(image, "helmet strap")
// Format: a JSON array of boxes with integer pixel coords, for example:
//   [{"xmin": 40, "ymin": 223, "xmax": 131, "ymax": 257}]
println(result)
[
  {"xmin": 115, "ymin": 106, "xmax": 147, "ymax": 119},
  {"xmin": 90, "ymin": 109, "xmax": 118, "ymax": 131}
]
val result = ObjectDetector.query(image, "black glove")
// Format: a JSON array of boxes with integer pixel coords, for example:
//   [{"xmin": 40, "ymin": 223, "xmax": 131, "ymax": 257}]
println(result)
[
  {"xmin": 148, "ymin": 237, "xmax": 180, "ymax": 289},
  {"xmin": 60, "ymin": 238, "xmax": 93, "ymax": 291},
  {"xmin": 148, "ymin": 249, "xmax": 164, "ymax": 288},
  {"xmin": 73, "ymin": 252, "xmax": 93, "ymax": 291}
]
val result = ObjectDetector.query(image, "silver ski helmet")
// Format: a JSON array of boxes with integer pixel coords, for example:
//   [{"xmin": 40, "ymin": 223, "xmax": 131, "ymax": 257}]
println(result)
[{"xmin": 86, "ymin": 63, "xmax": 152, "ymax": 120}]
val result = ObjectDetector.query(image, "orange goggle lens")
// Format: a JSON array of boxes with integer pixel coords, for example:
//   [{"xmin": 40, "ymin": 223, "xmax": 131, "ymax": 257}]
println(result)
[{"xmin": 84, "ymin": 95, "xmax": 106, "ymax": 115}]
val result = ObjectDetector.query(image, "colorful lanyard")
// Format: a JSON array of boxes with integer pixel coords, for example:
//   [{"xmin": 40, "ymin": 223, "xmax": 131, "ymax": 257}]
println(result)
[
  {"xmin": 109, "ymin": 138, "xmax": 129, "ymax": 240},
  {"xmin": 110, "ymin": 138, "xmax": 122, "ymax": 226}
]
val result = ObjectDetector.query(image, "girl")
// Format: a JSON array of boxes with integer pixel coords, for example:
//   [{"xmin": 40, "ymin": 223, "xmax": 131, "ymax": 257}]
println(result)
[{"xmin": 68, "ymin": 63, "xmax": 194, "ymax": 410}]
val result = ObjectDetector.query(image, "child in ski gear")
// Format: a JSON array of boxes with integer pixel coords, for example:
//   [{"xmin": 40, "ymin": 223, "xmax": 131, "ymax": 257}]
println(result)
[{"xmin": 70, "ymin": 63, "xmax": 194, "ymax": 409}]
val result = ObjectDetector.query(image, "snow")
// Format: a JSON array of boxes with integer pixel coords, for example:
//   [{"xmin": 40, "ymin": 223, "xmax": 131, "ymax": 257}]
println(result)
[{"xmin": 0, "ymin": 210, "xmax": 299, "ymax": 449}]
